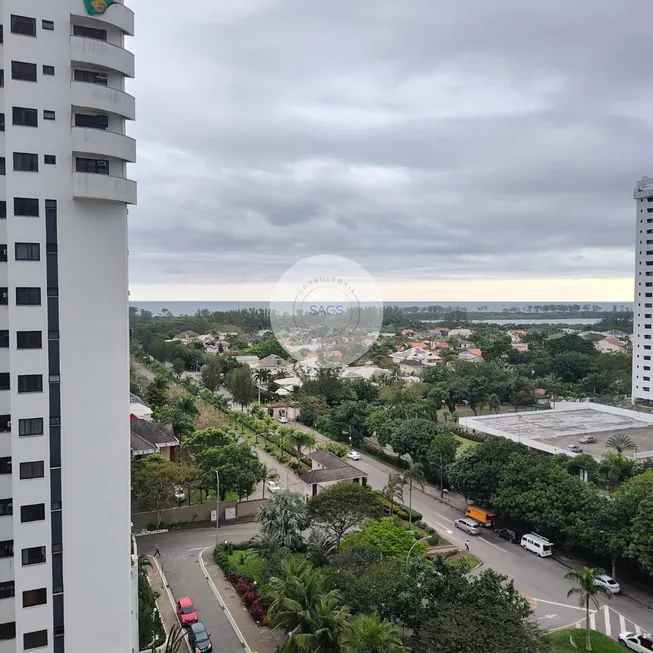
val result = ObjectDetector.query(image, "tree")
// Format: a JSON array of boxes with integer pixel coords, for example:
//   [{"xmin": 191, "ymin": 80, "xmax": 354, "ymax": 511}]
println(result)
[
  {"xmin": 426, "ymin": 434, "xmax": 460, "ymax": 492},
  {"xmin": 288, "ymin": 430, "xmax": 317, "ymax": 459},
  {"xmin": 307, "ymin": 530, "xmax": 338, "ymax": 567},
  {"xmin": 132, "ymin": 458, "xmax": 180, "ymax": 529},
  {"xmin": 151, "ymin": 624, "xmax": 186, "ymax": 653},
  {"xmin": 152, "ymin": 405, "xmax": 194, "ymax": 437},
  {"xmin": 597, "ymin": 452, "xmax": 636, "ymax": 493},
  {"xmin": 606, "ymin": 432, "xmax": 637, "ymax": 457},
  {"xmin": 225, "ymin": 366, "xmax": 255, "ymax": 410},
  {"xmin": 176, "ymin": 395, "xmax": 198, "ymax": 416},
  {"xmin": 565, "ymin": 567, "xmax": 613, "ymax": 651},
  {"xmin": 145, "ymin": 377, "xmax": 168, "ymax": 408},
  {"xmin": 340, "ymin": 613, "xmax": 408, "ymax": 653},
  {"xmin": 388, "ymin": 419, "xmax": 439, "ymax": 462},
  {"xmin": 200, "ymin": 356, "xmax": 223, "ymax": 391},
  {"xmin": 179, "ymin": 427, "xmax": 233, "ymax": 460},
  {"xmin": 172, "ymin": 357, "xmax": 185, "ymax": 378},
  {"xmin": 254, "ymin": 368, "xmax": 272, "ymax": 403},
  {"xmin": 309, "ymin": 483, "xmax": 382, "ymax": 546},
  {"xmin": 465, "ymin": 376, "xmax": 488, "ymax": 415},
  {"xmin": 552, "ymin": 352, "xmax": 594, "ymax": 383},
  {"xmin": 382, "ymin": 472, "xmax": 403, "ymax": 515},
  {"xmin": 342, "ymin": 518, "xmax": 419, "ymax": 559},
  {"xmin": 258, "ymin": 491, "xmax": 310, "ymax": 550},
  {"xmin": 401, "ymin": 461, "xmax": 426, "ymax": 527},
  {"xmin": 488, "ymin": 393, "xmax": 501, "ymax": 413}
]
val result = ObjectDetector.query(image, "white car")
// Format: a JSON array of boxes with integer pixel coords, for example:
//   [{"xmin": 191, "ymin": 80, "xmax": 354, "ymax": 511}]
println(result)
[
  {"xmin": 174, "ymin": 488, "xmax": 186, "ymax": 503},
  {"xmin": 266, "ymin": 480, "xmax": 280, "ymax": 494},
  {"xmin": 595, "ymin": 574, "xmax": 620, "ymax": 594},
  {"xmin": 346, "ymin": 451, "xmax": 361, "ymax": 461},
  {"xmin": 619, "ymin": 632, "xmax": 653, "ymax": 653}
]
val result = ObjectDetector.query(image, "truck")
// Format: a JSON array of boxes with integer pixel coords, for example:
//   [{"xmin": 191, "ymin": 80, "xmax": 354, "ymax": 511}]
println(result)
[{"xmin": 465, "ymin": 506, "xmax": 496, "ymax": 527}]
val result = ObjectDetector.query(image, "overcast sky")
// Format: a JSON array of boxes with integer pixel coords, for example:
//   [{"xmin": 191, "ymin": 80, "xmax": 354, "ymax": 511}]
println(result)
[{"xmin": 127, "ymin": 0, "xmax": 653, "ymax": 301}]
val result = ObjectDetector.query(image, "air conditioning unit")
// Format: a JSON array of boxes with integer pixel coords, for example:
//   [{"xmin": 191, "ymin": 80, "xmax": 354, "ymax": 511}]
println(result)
[{"xmin": 97, "ymin": 160, "xmax": 108, "ymax": 168}]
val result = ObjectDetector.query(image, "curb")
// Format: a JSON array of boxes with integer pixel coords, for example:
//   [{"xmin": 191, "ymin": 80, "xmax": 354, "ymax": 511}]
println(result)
[
  {"xmin": 198, "ymin": 547, "xmax": 252, "ymax": 653},
  {"xmin": 135, "ymin": 529, "xmax": 169, "ymax": 537}
]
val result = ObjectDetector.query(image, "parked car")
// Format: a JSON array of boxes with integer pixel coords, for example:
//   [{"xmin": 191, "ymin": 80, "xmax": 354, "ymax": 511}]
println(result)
[
  {"xmin": 176, "ymin": 596, "xmax": 198, "ymax": 626},
  {"xmin": 455, "ymin": 518, "xmax": 482, "ymax": 535},
  {"xmin": 495, "ymin": 527, "xmax": 520, "ymax": 544},
  {"xmin": 567, "ymin": 444, "xmax": 583, "ymax": 453},
  {"xmin": 346, "ymin": 451, "xmax": 361, "ymax": 461},
  {"xmin": 578, "ymin": 435, "xmax": 597, "ymax": 444},
  {"xmin": 619, "ymin": 632, "xmax": 653, "ymax": 653},
  {"xmin": 266, "ymin": 480, "xmax": 280, "ymax": 494},
  {"xmin": 595, "ymin": 574, "xmax": 620, "ymax": 594},
  {"xmin": 188, "ymin": 622, "xmax": 212, "ymax": 653},
  {"xmin": 521, "ymin": 533, "xmax": 552, "ymax": 557},
  {"xmin": 174, "ymin": 488, "xmax": 186, "ymax": 503}
]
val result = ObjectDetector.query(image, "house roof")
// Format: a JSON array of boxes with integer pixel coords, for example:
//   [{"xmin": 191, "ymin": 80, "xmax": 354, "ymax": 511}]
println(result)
[
  {"xmin": 130, "ymin": 431, "xmax": 158, "ymax": 455},
  {"xmin": 603, "ymin": 337, "xmax": 625, "ymax": 347},
  {"xmin": 129, "ymin": 393, "xmax": 147, "ymax": 406},
  {"xmin": 309, "ymin": 450, "xmax": 350, "ymax": 469},
  {"xmin": 299, "ymin": 466, "xmax": 366, "ymax": 484},
  {"xmin": 130, "ymin": 418, "xmax": 179, "ymax": 447},
  {"xmin": 466, "ymin": 348, "xmax": 482, "ymax": 357},
  {"xmin": 400, "ymin": 359, "xmax": 426, "ymax": 367},
  {"xmin": 258, "ymin": 355, "xmax": 288, "ymax": 368}
]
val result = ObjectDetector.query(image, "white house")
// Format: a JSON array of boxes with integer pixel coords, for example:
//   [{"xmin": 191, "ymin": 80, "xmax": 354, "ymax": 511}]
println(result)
[
  {"xmin": 399, "ymin": 360, "xmax": 428, "ymax": 376},
  {"xmin": 458, "ymin": 348, "xmax": 484, "ymax": 362},
  {"xmin": 595, "ymin": 337, "xmax": 627, "ymax": 354},
  {"xmin": 449, "ymin": 328, "xmax": 475, "ymax": 339},
  {"xmin": 299, "ymin": 451, "xmax": 367, "ymax": 500},
  {"xmin": 130, "ymin": 393, "xmax": 153, "ymax": 422}
]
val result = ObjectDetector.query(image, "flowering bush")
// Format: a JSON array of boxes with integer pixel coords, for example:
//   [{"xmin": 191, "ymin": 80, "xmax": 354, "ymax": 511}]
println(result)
[
  {"xmin": 236, "ymin": 580, "xmax": 252, "ymax": 596},
  {"xmin": 250, "ymin": 599, "xmax": 267, "ymax": 624},
  {"xmin": 242, "ymin": 591, "xmax": 257, "ymax": 607}
]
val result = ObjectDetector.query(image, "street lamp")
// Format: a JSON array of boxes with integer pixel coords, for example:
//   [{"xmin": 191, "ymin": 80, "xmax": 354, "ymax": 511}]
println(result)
[
  {"xmin": 215, "ymin": 470, "xmax": 220, "ymax": 544},
  {"xmin": 406, "ymin": 535, "xmax": 431, "ymax": 568}
]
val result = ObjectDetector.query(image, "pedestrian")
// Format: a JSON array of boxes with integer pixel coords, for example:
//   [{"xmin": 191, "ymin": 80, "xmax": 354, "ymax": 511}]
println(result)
[
  {"xmin": 465, "ymin": 540, "xmax": 470, "ymax": 553},
  {"xmin": 153, "ymin": 545, "xmax": 160, "ymax": 558}
]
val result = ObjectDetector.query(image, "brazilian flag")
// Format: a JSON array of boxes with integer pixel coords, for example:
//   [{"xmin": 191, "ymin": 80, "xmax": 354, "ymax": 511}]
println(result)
[{"xmin": 83, "ymin": 0, "xmax": 116, "ymax": 15}]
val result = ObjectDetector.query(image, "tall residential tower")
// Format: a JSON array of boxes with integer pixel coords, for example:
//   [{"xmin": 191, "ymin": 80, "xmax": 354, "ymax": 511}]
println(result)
[
  {"xmin": 0, "ymin": 1, "xmax": 136, "ymax": 652},
  {"xmin": 633, "ymin": 176, "xmax": 653, "ymax": 404}
]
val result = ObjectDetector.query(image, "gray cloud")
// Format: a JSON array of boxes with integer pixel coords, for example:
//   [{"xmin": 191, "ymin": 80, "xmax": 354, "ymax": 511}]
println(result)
[{"xmin": 127, "ymin": 0, "xmax": 653, "ymax": 288}]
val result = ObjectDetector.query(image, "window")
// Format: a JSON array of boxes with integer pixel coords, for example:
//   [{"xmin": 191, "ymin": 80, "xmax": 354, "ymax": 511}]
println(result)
[
  {"xmin": 24, "ymin": 630, "xmax": 47, "ymax": 650},
  {"xmin": 15, "ymin": 243, "xmax": 40, "ymax": 261},
  {"xmin": 0, "ymin": 158, "xmax": 5, "ymax": 175},
  {"xmin": 73, "ymin": 24, "xmax": 107, "ymax": 40},
  {"xmin": 0, "ymin": 583, "xmax": 14, "ymax": 599},
  {"xmin": 14, "ymin": 198, "xmax": 39, "ymax": 217},
  {"xmin": 44, "ymin": 155, "xmax": 56, "ymax": 165},
  {"xmin": 20, "ymin": 461, "xmax": 44, "ymax": 480},
  {"xmin": 76, "ymin": 157, "xmax": 109, "ymax": 174},
  {"xmin": 19, "ymin": 419, "xmax": 43, "ymax": 436},
  {"xmin": 0, "ymin": 459, "xmax": 10, "ymax": 475},
  {"xmin": 0, "ymin": 289, "xmax": 6, "ymax": 306},
  {"xmin": 75, "ymin": 113, "xmax": 108, "ymax": 129},
  {"xmin": 0, "ymin": 375, "xmax": 9, "ymax": 391},
  {"xmin": 12, "ymin": 107, "xmax": 37, "ymax": 127},
  {"xmin": 0, "ymin": 499, "xmax": 12, "ymax": 516},
  {"xmin": 13, "ymin": 153, "xmax": 38, "ymax": 172},
  {"xmin": 10, "ymin": 15, "xmax": 36, "ymax": 36},
  {"xmin": 16, "ymin": 288, "xmax": 41, "ymax": 306},
  {"xmin": 74, "ymin": 69, "xmax": 108, "ymax": 86},
  {"xmin": 17, "ymin": 375, "xmax": 43, "ymax": 393},
  {"xmin": 0, "ymin": 247, "xmax": 6, "ymax": 263},
  {"xmin": 0, "ymin": 622, "xmax": 15, "ymax": 641},
  {"xmin": 0, "ymin": 332, "xmax": 7, "ymax": 348},
  {"xmin": 11, "ymin": 61, "xmax": 37, "ymax": 82},
  {"xmin": 42, "ymin": 20, "xmax": 54, "ymax": 31},
  {"xmin": 0, "ymin": 202, "xmax": 5, "ymax": 219},
  {"xmin": 23, "ymin": 588, "xmax": 46, "ymax": 608},
  {"xmin": 0, "ymin": 25, "xmax": 3, "ymax": 43},
  {"xmin": 43, "ymin": 110, "xmax": 55, "ymax": 121},
  {"xmin": 0, "ymin": 114, "xmax": 4, "ymax": 131},
  {"xmin": 21, "ymin": 546, "xmax": 45, "ymax": 566},
  {"xmin": 17, "ymin": 332, "xmax": 42, "ymax": 349},
  {"xmin": 0, "ymin": 541, "xmax": 12, "ymax": 558},
  {"xmin": 21, "ymin": 504, "xmax": 45, "ymax": 523},
  {"xmin": 42, "ymin": 65, "xmax": 54, "ymax": 76},
  {"xmin": 47, "ymin": 288, "xmax": 59, "ymax": 298}
]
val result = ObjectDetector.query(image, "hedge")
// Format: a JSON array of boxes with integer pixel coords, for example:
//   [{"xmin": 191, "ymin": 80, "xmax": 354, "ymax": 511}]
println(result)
[{"xmin": 375, "ymin": 492, "xmax": 423, "ymax": 522}]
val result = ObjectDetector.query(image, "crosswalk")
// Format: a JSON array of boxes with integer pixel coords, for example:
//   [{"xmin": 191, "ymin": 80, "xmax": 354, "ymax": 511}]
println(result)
[{"xmin": 563, "ymin": 605, "xmax": 645, "ymax": 638}]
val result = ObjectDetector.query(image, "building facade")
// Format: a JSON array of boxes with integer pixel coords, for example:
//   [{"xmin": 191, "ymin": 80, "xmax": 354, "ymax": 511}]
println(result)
[
  {"xmin": 634, "ymin": 176, "xmax": 653, "ymax": 404},
  {"xmin": 0, "ymin": 1, "xmax": 136, "ymax": 652}
]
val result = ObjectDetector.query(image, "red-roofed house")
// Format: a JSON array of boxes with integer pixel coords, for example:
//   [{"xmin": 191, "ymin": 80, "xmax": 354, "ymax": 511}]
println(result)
[{"xmin": 458, "ymin": 348, "xmax": 483, "ymax": 362}]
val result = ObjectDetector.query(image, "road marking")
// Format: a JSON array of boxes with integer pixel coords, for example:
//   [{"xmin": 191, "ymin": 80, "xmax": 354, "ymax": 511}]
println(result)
[
  {"xmin": 522, "ymin": 594, "xmax": 537, "ymax": 610},
  {"xmin": 529, "ymin": 598, "xmax": 588, "ymax": 611},
  {"xmin": 635, "ymin": 624, "xmax": 642, "ymax": 635},
  {"xmin": 603, "ymin": 606, "xmax": 611, "ymax": 637},
  {"xmin": 185, "ymin": 547, "xmax": 206, "ymax": 552},
  {"xmin": 620, "ymin": 614, "xmax": 626, "ymax": 632},
  {"xmin": 433, "ymin": 520, "xmax": 453, "ymax": 535}
]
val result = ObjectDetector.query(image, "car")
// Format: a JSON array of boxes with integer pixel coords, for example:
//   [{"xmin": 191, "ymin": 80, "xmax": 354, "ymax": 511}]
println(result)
[
  {"xmin": 175, "ymin": 596, "xmax": 197, "ymax": 626},
  {"xmin": 454, "ymin": 518, "xmax": 482, "ymax": 535},
  {"xmin": 346, "ymin": 451, "xmax": 361, "ymax": 461},
  {"xmin": 619, "ymin": 632, "xmax": 653, "ymax": 653},
  {"xmin": 579, "ymin": 435, "xmax": 597, "ymax": 444},
  {"xmin": 495, "ymin": 527, "xmax": 520, "ymax": 544},
  {"xmin": 595, "ymin": 574, "xmax": 620, "ymax": 594},
  {"xmin": 188, "ymin": 622, "xmax": 212, "ymax": 653},
  {"xmin": 266, "ymin": 480, "xmax": 280, "ymax": 494},
  {"xmin": 174, "ymin": 488, "xmax": 186, "ymax": 503},
  {"xmin": 567, "ymin": 444, "xmax": 583, "ymax": 453}
]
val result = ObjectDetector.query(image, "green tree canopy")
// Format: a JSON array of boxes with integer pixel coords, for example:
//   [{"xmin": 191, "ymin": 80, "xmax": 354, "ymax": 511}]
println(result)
[{"xmin": 342, "ymin": 518, "xmax": 420, "ymax": 559}]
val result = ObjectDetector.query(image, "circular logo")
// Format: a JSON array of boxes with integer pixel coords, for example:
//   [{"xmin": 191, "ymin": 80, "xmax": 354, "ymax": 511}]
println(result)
[{"xmin": 270, "ymin": 255, "xmax": 383, "ymax": 370}]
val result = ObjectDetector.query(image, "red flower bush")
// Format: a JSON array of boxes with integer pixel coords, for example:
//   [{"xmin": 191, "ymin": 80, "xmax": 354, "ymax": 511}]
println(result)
[
  {"xmin": 249, "ymin": 599, "xmax": 267, "ymax": 623},
  {"xmin": 242, "ymin": 591, "xmax": 257, "ymax": 607},
  {"xmin": 236, "ymin": 580, "xmax": 252, "ymax": 596}
]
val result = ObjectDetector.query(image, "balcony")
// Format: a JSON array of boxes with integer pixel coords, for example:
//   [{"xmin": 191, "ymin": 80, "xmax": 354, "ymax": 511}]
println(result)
[
  {"xmin": 70, "ymin": 36, "xmax": 135, "ymax": 78},
  {"xmin": 72, "ymin": 127, "xmax": 136, "ymax": 163},
  {"xmin": 73, "ymin": 173, "xmax": 137, "ymax": 204},
  {"xmin": 71, "ymin": 82, "xmax": 135, "ymax": 121},
  {"xmin": 70, "ymin": 0, "xmax": 135, "ymax": 36}
]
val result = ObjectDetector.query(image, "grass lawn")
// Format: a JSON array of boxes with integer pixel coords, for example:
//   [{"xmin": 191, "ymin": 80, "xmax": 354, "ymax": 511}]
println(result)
[
  {"xmin": 549, "ymin": 629, "xmax": 622, "ymax": 653},
  {"xmin": 455, "ymin": 435, "xmax": 478, "ymax": 456},
  {"xmin": 227, "ymin": 549, "xmax": 305, "ymax": 583}
]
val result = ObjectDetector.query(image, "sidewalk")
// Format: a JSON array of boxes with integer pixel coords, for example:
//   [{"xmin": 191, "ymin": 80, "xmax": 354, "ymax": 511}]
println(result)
[
  {"xmin": 146, "ymin": 556, "xmax": 178, "ymax": 644},
  {"xmin": 201, "ymin": 549, "xmax": 284, "ymax": 653}
]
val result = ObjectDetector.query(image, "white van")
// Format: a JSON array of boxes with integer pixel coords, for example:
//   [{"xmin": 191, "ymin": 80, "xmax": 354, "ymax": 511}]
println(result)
[{"xmin": 520, "ymin": 533, "xmax": 552, "ymax": 557}]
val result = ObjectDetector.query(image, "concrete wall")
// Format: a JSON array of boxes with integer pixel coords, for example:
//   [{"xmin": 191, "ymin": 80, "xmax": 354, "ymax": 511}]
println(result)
[{"xmin": 132, "ymin": 499, "xmax": 266, "ymax": 530}]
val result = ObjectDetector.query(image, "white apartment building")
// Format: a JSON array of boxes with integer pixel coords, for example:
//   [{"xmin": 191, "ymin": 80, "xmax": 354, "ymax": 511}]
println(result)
[
  {"xmin": 633, "ymin": 176, "xmax": 653, "ymax": 404},
  {"xmin": 0, "ymin": 2, "xmax": 136, "ymax": 652}
]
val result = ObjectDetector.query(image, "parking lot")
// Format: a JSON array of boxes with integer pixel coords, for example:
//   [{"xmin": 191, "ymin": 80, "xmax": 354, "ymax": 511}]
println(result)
[{"xmin": 540, "ymin": 425, "xmax": 653, "ymax": 458}]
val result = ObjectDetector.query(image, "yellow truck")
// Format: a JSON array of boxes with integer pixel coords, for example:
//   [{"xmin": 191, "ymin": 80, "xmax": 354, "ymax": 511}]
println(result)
[{"xmin": 465, "ymin": 506, "xmax": 496, "ymax": 527}]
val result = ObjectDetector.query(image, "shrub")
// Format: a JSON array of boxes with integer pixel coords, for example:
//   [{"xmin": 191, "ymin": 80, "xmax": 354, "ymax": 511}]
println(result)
[
  {"xmin": 213, "ymin": 545, "xmax": 234, "ymax": 575},
  {"xmin": 242, "ymin": 591, "xmax": 257, "ymax": 607},
  {"xmin": 236, "ymin": 579, "xmax": 252, "ymax": 596},
  {"xmin": 250, "ymin": 599, "xmax": 266, "ymax": 623},
  {"xmin": 375, "ymin": 493, "xmax": 423, "ymax": 522}
]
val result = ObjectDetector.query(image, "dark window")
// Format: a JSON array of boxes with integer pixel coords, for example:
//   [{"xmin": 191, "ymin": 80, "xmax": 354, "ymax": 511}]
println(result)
[
  {"xmin": 0, "ymin": 375, "xmax": 9, "ymax": 391},
  {"xmin": 76, "ymin": 157, "xmax": 109, "ymax": 174},
  {"xmin": 0, "ymin": 158, "xmax": 5, "ymax": 175},
  {"xmin": 0, "ymin": 582, "xmax": 14, "ymax": 599},
  {"xmin": 51, "ymin": 468, "xmax": 61, "ymax": 510},
  {"xmin": 73, "ymin": 24, "xmax": 107, "ymax": 40},
  {"xmin": 12, "ymin": 107, "xmax": 37, "ymax": 127},
  {"xmin": 0, "ymin": 417, "xmax": 10, "ymax": 433},
  {"xmin": 48, "ymin": 331, "xmax": 59, "ymax": 340},
  {"xmin": 0, "ymin": 25, "xmax": 3, "ymax": 43},
  {"xmin": 43, "ymin": 65, "xmax": 55, "ymax": 76},
  {"xmin": 0, "ymin": 459, "xmax": 10, "ymax": 475},
  {"xmin": 0, "ymin": 202, "xmax": 5, "ymax": 219},
  {"xmin": 23, "ymin": 588, "xmax": 47, "ymax": 608},
  {"xmin": 0, "ymin": 622, "xmax": 15, "ymax": 641},
  {"xmin": 0, "ymin": 499, "xmax": 12, "ymax": 516},
  {"xmin": 0, "ymin": 332, "xmax": 7, "ymax": 348},
  {"xmin": 21, "ymin": 504, "xmax": 45, "ymax": 523},
  {"xmin": 0, "ymin": 246, "xmax": 6, "ymax": 263},
  {"xmin": 52, "ymin": 550, "xmax": 63, "ymax": 591},
  {"xmin": 43, "ymin": 110, "xmax": 55, "ymax": 121},
  {"xmin": 19, "ymin": 418, "xmax": 43, "ymax": 436},
  {"xmin": 0, "ymin": 288, "xmax": 7, "ymax": 305},
  {"xmin": 24, "ymin": 630, "xmax": 48, "ymax": 650},
  {"xmin": 21, "ymin": 546, "xmax": 45, "ymax": 566},
  {"xmin": 13, "ymin": 152, "xmax": 38, "ymax": 172},
  {"xmin": 11, "ymin": 15, "xmax": 36, "ymax": 36},
  {"xmin": 75, "ymin": 113, "xmax": 109, "ymax": 129},
  {"xmin": 74, "ymin": 69, "xmax": 108, "ymax": 85},
  {"xmin": 0, "ymin": 541, "xmax": 12, "ymax": 558},
  {"xmin": 15, "ymin": 243, "xmax": 40, "ymax": 261},
  {"xmin": 16, "ymin": 288, "xmax": 41, "ymax": 306},
  {"xmin": 0, "ymin": 70, "xmax": 3, "ymax": 88},
  {"xmin": 11, "ymin": 61, "xmax": 37, "ymax": 82},
  {"xmin": 14, "ymin": 198, "xmax": 39, "ymax": 217},
  {"xmin": 42, "ymin": 20, "xmax": 54, "ymax": 31},
  {"xmin": 17, "ymin": 331, "xmax": 42, "ymax": 349},
  {"xmin": 47, "ymin": 288, "xmax": 59, "ymax": 298},
  {"xmin": 20, "ymin": 461, "xmax": 44, "ymax": 480},
  {"xmin": 0, "ymin": 114, "xmax": 4, "ymax": 131},
  {"xmin": 44, "ymin": 155, "xmax": 56, "ymax": 165},
  {"xmin": 18, "ymin": 375, "xmax": 43, "ymax": 393}
]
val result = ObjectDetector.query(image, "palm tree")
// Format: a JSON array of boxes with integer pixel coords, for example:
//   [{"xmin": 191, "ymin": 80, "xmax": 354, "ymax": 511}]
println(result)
[
  {"xmin": 289, "ymin": 430, "xmax": 317, "ymax": 459},
  {"xmin": 307, "ymin": 530, "xmax": 338, "ymax": 567},
  {"xmin": 340, "ymin": 613, "xmax": 408, "ymax": 653},
  {"xmin": 176, "ymin": 395, "xmax": 198, "ymax": 417},
  {"xmin": 261, "ymin": 467, "xmax": 280, "ymax": 500},
  {"xmin": 258, "ymin": 491, "xmax": 310, "ymax": 550},
  {"xmin": 565, "ymin": 567, "xmax": 613, "ymax": 651},
  {"xmin": 606, "ymin": 433, "xmax": 637, "ymax": 457},
  {"xmin": 292, "ymin": 597, "xmax": 350, "ymax": 653},
  {"xmin": 401, "ymin": 461, "xmax": 425, "ymax": 527},
  {"xmin": 137, "ymin": 554, "xmax": 152, "ymax": 580},
  {"xmin": 250, "ymin": 531, "xmax": 284, "ymax": 562},
  {"xmin": 151, "ymin": 624, "xmax": 185, "ymax": 653},
  {"xmin": 382, "ymin": 472, "xmax": 403, "ymax": 516}
]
